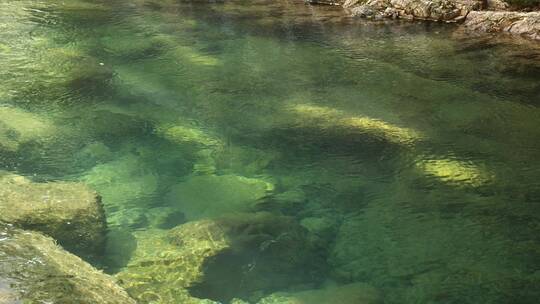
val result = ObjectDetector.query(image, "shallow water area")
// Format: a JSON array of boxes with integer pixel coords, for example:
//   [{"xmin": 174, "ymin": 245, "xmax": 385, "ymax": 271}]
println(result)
[{"xmin": 1, "ymin": 0, "xmax": 540, "ymax": 303}]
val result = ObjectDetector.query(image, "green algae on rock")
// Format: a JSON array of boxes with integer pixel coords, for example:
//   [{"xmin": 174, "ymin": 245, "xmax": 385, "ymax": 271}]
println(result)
[
  {"xmin": 0, "ymin": 226, "xmax": 136, "ymax": 304},
  {"xmin": 115, "ymin": 222, "xmax": 229, "ymax": 304},
  {"xmin": 116, "ymin": 212, "xmax": 327, "ymax": 303},
  {"xmin": 0, "ymin": 171, "xmax": 106, "ymax": 261}
]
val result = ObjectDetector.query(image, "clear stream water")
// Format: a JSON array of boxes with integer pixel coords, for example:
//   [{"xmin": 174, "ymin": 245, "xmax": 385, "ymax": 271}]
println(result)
[{"xmin": 1, "ymin": 0, "xmax": 540, "ymax": 303}]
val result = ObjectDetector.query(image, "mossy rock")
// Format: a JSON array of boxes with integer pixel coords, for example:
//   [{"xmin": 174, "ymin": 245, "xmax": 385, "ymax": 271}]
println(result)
[
  {"xmin": 116, "ymin": 222, "xmax": 227, "ymax": 304},
  {"xmin": 0, "ymin": 171, "xmax": 106, "ymax": 261},
  {"xmin": 0, "ymin": 226, "xmax": 136, "ymax": 304},
  {"xmin": 117, "ymin": 212, "xmax": 327, "ymax": 303}
]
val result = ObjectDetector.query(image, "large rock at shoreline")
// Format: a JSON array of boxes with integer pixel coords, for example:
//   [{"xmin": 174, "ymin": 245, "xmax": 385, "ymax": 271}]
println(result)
[
  {"xmin": 116, "ymin": 212, "xmax": 326, "ymax": 303},
  {"xmin": 348, "ymin": 0, "xmax": 483, "ymax": 21},
  {"xmin": 463, "ymin": 11, "xmax": 540, "ymax": 40},
  {"xmin": 0, "ymin": 171, "xmax": 106, "ymax": 261},
  {"xmin": 0, "ymin": 226, "xmax": 136, "ymax": 304}
]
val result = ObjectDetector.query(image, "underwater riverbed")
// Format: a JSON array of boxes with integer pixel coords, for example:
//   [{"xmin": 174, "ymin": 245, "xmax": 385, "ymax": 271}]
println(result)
[{"xmin": 1, "ymin": 0, "xmax": 540, "ymax": 303}]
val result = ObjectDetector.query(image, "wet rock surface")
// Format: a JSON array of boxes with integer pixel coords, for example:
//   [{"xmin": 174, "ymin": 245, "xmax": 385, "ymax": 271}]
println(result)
[
  {"xmin": 0, "ymin": 226, "xmax": 135, "ymax": 304},
  {"xmin": 0, "ymin": 171, "xmax": 106, "ymax": 261}
]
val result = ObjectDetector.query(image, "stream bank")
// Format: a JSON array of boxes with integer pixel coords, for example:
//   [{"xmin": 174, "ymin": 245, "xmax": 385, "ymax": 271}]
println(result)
[{"xmin": 309, "ymin": 0, "xmax": 540, "ymax": 40}]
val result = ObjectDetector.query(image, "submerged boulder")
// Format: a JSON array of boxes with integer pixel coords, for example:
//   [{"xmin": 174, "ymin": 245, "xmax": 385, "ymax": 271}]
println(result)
[
  {"xmin": 0, "ymin": 171, "xmax": 106, "ymax": 261},
  {"xmin": 116, "ymin": 221, "xmax": 228, "ymax": 303},
  {"xmin": 166, "ymin": 174, "xmax": 273, "ymax": 220},
  {"xmin": 0, "ymin": 106, "xmax": 57, "ymax": 152},
  {"xmin": 463, "ymin": 11, "xmax": 540, "ymax": 40},
  {"xmin": 155, "ymin": 122, "xmax": 224, "ymax": 174},
  {"xmin": 256, "ymin": 282, "xmax": 380, "ymax": 304},
  {"xmin": 116, "ymin": 212, "xmax": 326, "ymax": 303},
  {"xmin": 0, "ymin": 226, "xmax": 136, "ymax": 304},
  {"xmin": 82, "ymin": 153, "xmax": 159, "ymax": 217}
]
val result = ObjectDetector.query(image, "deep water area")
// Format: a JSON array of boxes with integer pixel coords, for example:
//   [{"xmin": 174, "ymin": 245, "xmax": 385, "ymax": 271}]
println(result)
[{"xmin": 1, "ymin": 0, "xmax": 540, "ymax": 303}]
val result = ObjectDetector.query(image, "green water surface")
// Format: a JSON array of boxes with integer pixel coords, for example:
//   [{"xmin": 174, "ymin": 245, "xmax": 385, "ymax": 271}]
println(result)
[{"xmin": 1, "ymin": 0, "xmax": 540, "ymax": 303}]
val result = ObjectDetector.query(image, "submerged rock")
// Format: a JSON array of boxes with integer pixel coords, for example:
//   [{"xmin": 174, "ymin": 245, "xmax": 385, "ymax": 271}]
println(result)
[
  {"xmin": 256, "ymin": 282, "xmax": 380, "ymax": 304},
  {"xmin": 156, "ymin": 122, "xmax": 223, "ymax": 148},
  {"xmin": 166, "ymin": 174, "xmax": 273, "ymax": 220},
  {"xmin": 82, "ymin": 153, "xmax": 159, "ymax": 214},
  {"xmin": 116, "ymin": 222, "xmax": 226, "ymax": 304},
  {"xmin": 116, "ymin": 212, "xmax": 326, "ymax": 303},
  {"xmin": 146, "ymin": 206, "xmax": 187, "ymax": 229},
  {"xmin": 0, "ymin": 226, "xmax": 136, "ymax": 304},
  {"xmin": 156, "ymin": 122, "xmax": 225, "ymax": 174},
  {"xmin": 463, "ymin": 11, "xmax": 540, "ymax": 40},
  {"xmin": 0, "ymin": 171, "xmax": 106, "ymax": 261},
  {"xmin": 101, "ymin": 33, "xmax": 171, "ymax": 60},
  {"xmin": 0, "ymin": 106, "xmax": 57, "ymax": 152},
  {"xmin": 214, "ymin": 145, "xmax": 279, "ymax": 177}
]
